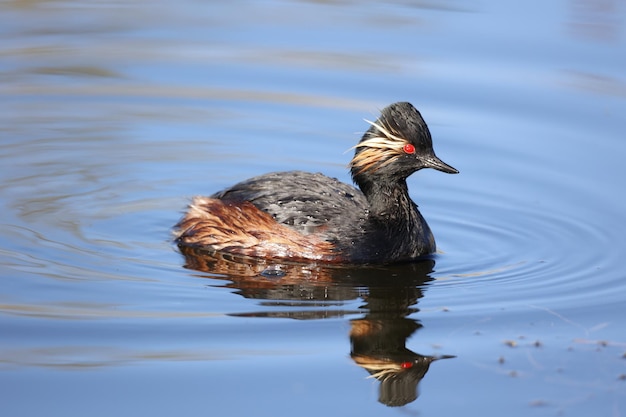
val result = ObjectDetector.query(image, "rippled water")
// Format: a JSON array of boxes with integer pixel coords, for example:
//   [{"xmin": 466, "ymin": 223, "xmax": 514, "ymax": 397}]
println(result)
[{"xmin": 2, "ymin": 1, "xmax": 626, "ymax": 416}]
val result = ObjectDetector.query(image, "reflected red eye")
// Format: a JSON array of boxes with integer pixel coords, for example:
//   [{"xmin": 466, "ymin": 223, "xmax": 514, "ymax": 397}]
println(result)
[{"xmin": 403, "ymin": 143, "xmax": 415, "ymax": 154}]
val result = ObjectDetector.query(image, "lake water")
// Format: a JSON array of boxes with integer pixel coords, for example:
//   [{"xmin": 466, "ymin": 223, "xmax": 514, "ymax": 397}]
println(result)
[{"xmin": 2, "ymin": 1, "xmax": 625, "ymax": 416}]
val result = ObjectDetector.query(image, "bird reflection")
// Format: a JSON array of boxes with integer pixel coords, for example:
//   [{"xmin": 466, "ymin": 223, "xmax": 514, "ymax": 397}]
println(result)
[
  {"xmin": 178, "ymin": 246, "xmax": 455, "ymax": 407},
  {"xmin": 350, "ymin": 283, "xmax": 454, "ymax": 406}
]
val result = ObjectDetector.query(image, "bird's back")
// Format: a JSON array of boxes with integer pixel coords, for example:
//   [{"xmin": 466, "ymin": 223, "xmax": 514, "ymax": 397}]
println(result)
[{"xmin": 213, "ymin": 171, "xmax": 369, "ymax": 235}]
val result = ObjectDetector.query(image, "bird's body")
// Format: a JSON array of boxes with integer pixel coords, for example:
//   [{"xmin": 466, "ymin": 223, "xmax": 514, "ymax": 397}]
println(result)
[{"xmin": 174, "ymin": 102, "xmax": 457, "ymax": 264}]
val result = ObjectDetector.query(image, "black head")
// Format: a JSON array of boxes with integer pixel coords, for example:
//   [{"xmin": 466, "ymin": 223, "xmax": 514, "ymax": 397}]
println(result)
[{"xmin": 350, "ymin": 102, "xmax": 458, "ymax": 185}]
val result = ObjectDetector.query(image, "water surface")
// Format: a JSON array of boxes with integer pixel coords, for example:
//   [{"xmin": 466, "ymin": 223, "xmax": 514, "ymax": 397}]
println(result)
[{"xmin": 2, "ymin": 1, "xmax": 626, "ymax": 416}]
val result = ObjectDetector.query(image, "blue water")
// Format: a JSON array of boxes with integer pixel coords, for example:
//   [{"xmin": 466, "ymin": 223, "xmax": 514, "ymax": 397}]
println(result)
[{"xmin": 2, "ymin": 1, "xmax": 626, "ymax": 416}]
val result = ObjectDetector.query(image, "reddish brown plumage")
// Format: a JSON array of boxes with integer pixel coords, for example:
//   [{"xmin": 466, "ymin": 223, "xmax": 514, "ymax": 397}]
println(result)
[{"xmin": 175, "ymin": 197, "xmax": 341, "ymax": 262}]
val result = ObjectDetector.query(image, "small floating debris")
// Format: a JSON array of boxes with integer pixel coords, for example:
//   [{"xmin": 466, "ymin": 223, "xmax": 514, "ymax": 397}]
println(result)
[{"xmin": 260, "ymin": 265, "xmax": 286, "ymax": 278}]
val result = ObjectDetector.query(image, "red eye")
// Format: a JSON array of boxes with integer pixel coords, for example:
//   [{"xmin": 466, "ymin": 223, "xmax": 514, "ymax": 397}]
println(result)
[
  {"xmin": 400, "ymin": 361, "xmax": 414, "ymax": 369},
  {"xmin": 403, "ymin": 143, "xmax": 415, "ymax": 154}
]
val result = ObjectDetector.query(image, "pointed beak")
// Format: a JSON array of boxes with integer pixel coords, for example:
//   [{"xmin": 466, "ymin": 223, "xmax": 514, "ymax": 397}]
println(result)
[{"xmin": 425, "ymin": 154, "xmax": 459, "ymax": 174}]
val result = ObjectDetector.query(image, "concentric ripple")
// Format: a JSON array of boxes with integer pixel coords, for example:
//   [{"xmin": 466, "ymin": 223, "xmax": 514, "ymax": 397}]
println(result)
[{"xmin": 422, "ymin": 132, "xmax": 623, "ymax": 315}]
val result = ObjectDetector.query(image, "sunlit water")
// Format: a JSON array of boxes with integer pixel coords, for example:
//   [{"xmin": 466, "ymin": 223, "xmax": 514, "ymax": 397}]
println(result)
[{"xmin": 2, "ymin": 1, "xmax": 625, "ymax": 416}]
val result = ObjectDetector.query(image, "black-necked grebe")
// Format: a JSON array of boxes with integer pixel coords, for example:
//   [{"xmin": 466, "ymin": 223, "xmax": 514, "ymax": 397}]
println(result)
[{"xmin": 174, "ymin": 102, "xmax": 458, "ymax": 263}]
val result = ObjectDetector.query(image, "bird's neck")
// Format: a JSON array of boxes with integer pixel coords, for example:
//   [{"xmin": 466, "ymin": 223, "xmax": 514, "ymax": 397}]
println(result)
[{"xmin": 358, "ymin": 177, "xmax": 417, "ymax": 223}]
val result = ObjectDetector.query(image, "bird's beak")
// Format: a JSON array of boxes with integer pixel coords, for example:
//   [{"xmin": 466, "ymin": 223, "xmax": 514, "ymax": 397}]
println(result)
[{"xmin": 425, "ymin": 154, "xmax": 459, "ymax": 174}]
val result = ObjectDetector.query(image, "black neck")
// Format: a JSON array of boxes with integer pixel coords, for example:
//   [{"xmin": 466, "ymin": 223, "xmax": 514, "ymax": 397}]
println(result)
[{"xmin": 357, "ymin": 176, "xmax": 415, "ymax": 222}]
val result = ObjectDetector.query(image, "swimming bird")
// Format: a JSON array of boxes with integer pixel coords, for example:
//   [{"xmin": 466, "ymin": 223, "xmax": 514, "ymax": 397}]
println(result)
[{"xmin": 174, "ymin": 102, "xmax": 458, "ymax": 264}]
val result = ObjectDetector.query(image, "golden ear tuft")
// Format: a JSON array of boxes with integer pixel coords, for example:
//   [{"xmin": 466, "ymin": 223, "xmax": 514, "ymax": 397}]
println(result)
[{"xmin": 349, "ymin": 118, "xmax": 409, "ymax": 175}]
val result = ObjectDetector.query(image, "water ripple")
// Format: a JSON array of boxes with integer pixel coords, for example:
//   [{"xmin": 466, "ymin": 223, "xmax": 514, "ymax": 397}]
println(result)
[{"xmin": 427, "ymin": 165, "xmax": 620, "ymax": 315}]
